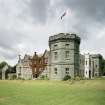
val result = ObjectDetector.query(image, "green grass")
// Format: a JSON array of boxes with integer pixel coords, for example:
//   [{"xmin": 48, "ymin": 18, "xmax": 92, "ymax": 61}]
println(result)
[{"xmin": 0, "ymin": 79, "xmax": 105, "ymax": 105}]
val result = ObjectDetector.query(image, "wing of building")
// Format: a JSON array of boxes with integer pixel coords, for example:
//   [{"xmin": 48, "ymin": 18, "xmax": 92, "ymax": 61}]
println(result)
[
  {"xmin": 84, "ymin": 54, "xmax": 103, "ymax": 79},
  {"xmin": 16, "ymin": 54, "xmax": 32, "ymax": 79},
  {"xmin": 16, "ymin": 50, "xmax": 50, "ymax": 80}
]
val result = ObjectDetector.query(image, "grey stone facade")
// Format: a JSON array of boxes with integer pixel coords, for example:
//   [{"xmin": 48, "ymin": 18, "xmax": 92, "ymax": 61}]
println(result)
[
  {"xmin": 16, "ymin": 33, "xmax": 103, "ymax": 80},
  {"xmin": 84, "ymin": 53, "xmax": 103, "ymax": 79},
  {"xmin": 79, "ymin": 54, "xmax": 85, "ymax": 78},
  {"xmin": 90, "ymin": 54, "xmax": 103, "ymax": 77},
  {"xmin": 16, "ymin": 54, "xmax": 32, "ymax": 80},
  {"xmin": 49, "ymin": 33, "xmax": 80, "ymax": 80},
  {"xmin": 38, "ymin": 50, "xmax": 50, "ymax": 79}
]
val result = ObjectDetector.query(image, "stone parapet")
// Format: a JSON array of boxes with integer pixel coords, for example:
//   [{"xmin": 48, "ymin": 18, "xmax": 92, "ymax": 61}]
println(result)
[{"xmin": 49, "ymin": 33, "xmax": 80, "ymax": 46}]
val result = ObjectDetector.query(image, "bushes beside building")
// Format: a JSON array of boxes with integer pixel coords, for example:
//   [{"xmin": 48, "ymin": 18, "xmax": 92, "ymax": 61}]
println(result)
[
  {"xmin": 63, "ymin": 75, "xmax": 71, "ymax": 81},
  {"xmin": 40, "ymin": 75, "xmax": 49, "ymax": 80}
]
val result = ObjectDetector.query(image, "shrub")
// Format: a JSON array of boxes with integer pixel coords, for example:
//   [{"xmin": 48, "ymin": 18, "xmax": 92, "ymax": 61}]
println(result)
[
  {"xmin": 9, "ymin": 74, "xmax": 17, "ymax": 80},
  {"xmin": 74, "ymin": 76, "xmax": 81, "ymax": 81},
  {"xmin": 40, "ymin": 75, "xmax": 49, "ymax": 80},
  {"xmin": 40, "ymin": 75, "xmax": 45, "ymax": 80},
  {"xmin": 12, "ymin": 75, "xmax": 17, "ymax": 80},
  {"xmin": 17, "ymin": 77, "xmax": 25, "ymax": 80},
  {"xmin": 17, "ymin": 77, "xmax": 21, "ymax": 80},
  {"xmin": 63, "ymin": 75, "xmax": 71, "ymax": 81}
]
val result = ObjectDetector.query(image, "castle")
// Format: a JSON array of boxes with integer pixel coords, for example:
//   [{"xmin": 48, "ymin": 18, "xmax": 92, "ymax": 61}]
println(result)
[{"xmin": 16, "ymin": 33, "xmax": 103, "ymax": 80}]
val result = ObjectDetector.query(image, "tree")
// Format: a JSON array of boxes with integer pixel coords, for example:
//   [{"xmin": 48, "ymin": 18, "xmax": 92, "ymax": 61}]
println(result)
[
  {"xmin": 0, "ymin": 61, "xmax": 8, "ymax": 69},
  {"xmin": 102, "ymin": 59, "xmax": 105, "ymax": 76},
  {"xmin": 0, "ymin": 61, "xmax": 15, "ymax": 79},
  {"xmin": 0, "ymin": 61, "xmax": 8, "ymax": 79},
  {"xmin": 63, "ymin": 75, "xmax": 71, "ymax": 81}
]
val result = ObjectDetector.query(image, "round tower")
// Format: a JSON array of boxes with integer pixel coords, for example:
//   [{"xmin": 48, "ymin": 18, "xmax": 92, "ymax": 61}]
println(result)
[{"xmin": 49, "ymin": 33, "xmax": 81, "ymax": 80}]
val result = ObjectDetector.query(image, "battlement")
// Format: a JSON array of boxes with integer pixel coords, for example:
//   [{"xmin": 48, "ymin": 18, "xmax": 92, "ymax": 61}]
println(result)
[{"xmin": 49, "ymin": 33, "xmax": 80, "ymax": 45}]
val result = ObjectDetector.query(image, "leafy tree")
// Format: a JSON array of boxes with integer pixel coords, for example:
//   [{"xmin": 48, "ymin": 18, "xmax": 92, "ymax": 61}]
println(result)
[
  {"xmin": 0, "ymin": 61, "xmax": 8, "ymax": 79},
  {"xmin": 102, "ymin": 59, "xmax": 105, "ymax": 76},
  {"xmin": 0, "ymin": 61, "xmax": 16, "ymax": 79},
  {"xmin": 0, "ymin": 61, "xmax": 8, "ymax": 69}
]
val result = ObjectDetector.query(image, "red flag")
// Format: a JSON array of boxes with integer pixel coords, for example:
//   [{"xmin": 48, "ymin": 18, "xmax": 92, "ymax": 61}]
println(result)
[{"xmin": 61, "ymin": 11, "xmax": 67, "ymax": 20}]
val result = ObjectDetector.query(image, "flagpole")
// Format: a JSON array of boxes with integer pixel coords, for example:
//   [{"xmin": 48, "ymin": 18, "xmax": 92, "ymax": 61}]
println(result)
[
  {"xmin": 63, "ymin": 17, "xmax": 68, "ymax": 33},
  {"xmin": 60, "ymin": 10, "xmax": 68, "ymax": 34},
  {"xmin": 63, "ymin": 19, "xmax": 66, "ymax": 33}
]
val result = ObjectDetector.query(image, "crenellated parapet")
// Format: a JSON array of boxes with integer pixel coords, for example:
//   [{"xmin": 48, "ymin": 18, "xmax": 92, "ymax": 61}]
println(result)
[{"xmin": 49, "ymin": 33, "xmax": 81, "ymax": 46}]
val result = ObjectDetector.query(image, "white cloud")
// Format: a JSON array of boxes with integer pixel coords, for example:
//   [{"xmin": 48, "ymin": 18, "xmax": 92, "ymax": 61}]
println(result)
[{"xmin": 0, "ymin": 0, "xmax": 105, "ymax": 65}]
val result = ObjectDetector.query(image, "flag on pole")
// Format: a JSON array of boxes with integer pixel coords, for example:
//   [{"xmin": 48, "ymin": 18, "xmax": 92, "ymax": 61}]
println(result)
[{"xmin": 60, "ymin": 10, "xmax": 68, "ymax": 20}]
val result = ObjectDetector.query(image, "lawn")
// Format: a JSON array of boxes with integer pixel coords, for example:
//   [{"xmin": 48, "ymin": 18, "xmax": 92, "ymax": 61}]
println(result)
[{"xmin": 0, "ymin": 79, "xmax": 105, "ymax": 105}]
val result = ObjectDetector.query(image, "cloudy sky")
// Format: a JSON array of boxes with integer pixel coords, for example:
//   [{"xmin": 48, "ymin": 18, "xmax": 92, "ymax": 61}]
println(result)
[{"xmin": 0, "ymin": 0, "xmax": 105, "ymax": 65}]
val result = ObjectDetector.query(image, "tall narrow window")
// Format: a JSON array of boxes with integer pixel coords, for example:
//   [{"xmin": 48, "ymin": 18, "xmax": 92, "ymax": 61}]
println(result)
[
  {"xmin": 54, "ymin": 68, "xmax": 57, "ymax": 75},
  {"xmin": 86, "ymin": 71, "xmax": 87, "ymax": 75},
  {"xmin": 19, "ymin": 67, "xmax": 21, "ymax": 73},
  {"xmin": 65, "ymin": 51, "xmax": 69, "ymax": 58},
  {"xmin": 65, "ymin": 68, "xmax": 69, "ymax": 74},
  {"xmin": 86, "ymin": 61, "xmax": 87, "ymax": 65},
  {"xmin": 18, "ymin": 67, "xmax": 21, "ymax": 76},
  {"xmin": 92, "ymin": 61, "xmax": 94, "ymax": 67},
  {"xmin": 80, "ymin": 59, "xmax": 81, "ymax": 64},
  {"xmin": 54, "ymin": 52, "xmax": 58, "ymax": 60}
]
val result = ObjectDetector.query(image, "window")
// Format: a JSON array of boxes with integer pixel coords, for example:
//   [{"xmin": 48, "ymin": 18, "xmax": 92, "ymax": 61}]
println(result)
[
  {"xmin": 45, "ymin": 58, "xmax": 48, "ymax": 64},
  {"xmin": 86, "ymin": 61, "xmax": 87, "ymax": 65},
  {"xmin": 92, "ymin": 61, "xmax": 94, "ymax": 66},
  {"xmin": 54, "ymin": 52, "xmax": 58, "ymax": 59},
  {"xmin": 86, "ymin": 71, "xmax": 87, "ymax": 75},
  {"xmin": 95, "ymin": 73, "xmax": 98, "ymax": 76},
  {"xmin": 18, "ymin": 67, "xmax": 21, "ymax": 76},
  {"xmin": 65, "ymin": 51, "xmax": 69, "ymax": 58},
  {"xmin": 74, "ymin": 44, "xmax": 79, "ymax": 51},
  {"xmin": 80, "ymin": 59, "xmax": 81, "ymax": 64},
  {"xmin": 54, "ymin": 44, "xmax": 58, "ymax": 50},
  {"xmin": 65, "ymin": 68, "xmax": 69, "ymax": 74},
  {"xmin": 54, "ymin": 68, "xmax": 57, "ymax": 75},
  {"xmin": 65, "ymin": 44, "xmax": 69, "ymax": 48},
  {"xmin": 89, "ymin": 61, "xmax": 91, "ymax": 66},
  {"xmin": 19, "ymin": 67, "xmax": 21, "ymax": 73}
]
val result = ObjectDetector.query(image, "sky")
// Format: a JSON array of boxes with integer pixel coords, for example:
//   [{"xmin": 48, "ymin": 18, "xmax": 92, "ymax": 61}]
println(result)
[{"xmin": 0, "ymin": 0, "xmax": 105, "ymax": 65}]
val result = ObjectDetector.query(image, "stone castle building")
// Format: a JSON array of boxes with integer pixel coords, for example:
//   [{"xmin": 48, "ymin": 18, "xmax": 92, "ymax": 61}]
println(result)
[
  {"xmin": 49, "ymin": 33, "xmax": 80, "ymax": 80},
  {"xmin": 16, "ymin": 50, "xmax": 50, "ymax": 79},
  {"xmin": 16, "ymin": 33, "xmax": 103, "ymax": 80},
  {"xmin": 84, "ymin": 54, "xmax": 102, "ymax": 79}
]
